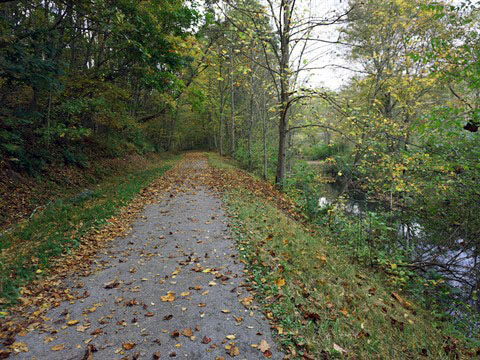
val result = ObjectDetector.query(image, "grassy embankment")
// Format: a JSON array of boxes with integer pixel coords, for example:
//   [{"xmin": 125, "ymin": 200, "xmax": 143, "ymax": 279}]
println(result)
[
  {"xmin": 0, "ymin": 153, "xmax": 181, "ymax": 305},
  {"xmin": 207, "ymin": 152, "xmax": 476, "ymax": 359}
]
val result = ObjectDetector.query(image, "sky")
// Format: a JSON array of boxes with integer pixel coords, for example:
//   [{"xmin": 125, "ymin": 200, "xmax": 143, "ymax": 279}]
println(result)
[
  {"xmin": 292, "ymin": 0, "xmax": 355, "ymax": 90},
  {"xmin": 207, "ymin": 0, "xmax": 356, "ymax": 91}
]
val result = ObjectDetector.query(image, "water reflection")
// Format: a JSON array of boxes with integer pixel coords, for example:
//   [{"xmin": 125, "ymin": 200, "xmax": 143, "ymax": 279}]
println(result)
[{"xmin": 318, "ymin": 183, "xmax": 479, "ymax": 311}]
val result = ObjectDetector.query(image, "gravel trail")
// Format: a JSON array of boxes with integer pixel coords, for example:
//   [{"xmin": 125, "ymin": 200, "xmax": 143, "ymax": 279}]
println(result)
[{"xmin": 13, "ymin": 155, "xmax": 282, "ymax": 360}]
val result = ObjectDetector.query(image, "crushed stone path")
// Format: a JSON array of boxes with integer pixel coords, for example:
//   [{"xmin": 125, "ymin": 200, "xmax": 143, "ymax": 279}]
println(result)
[{"xmin": 11, "ymin": 155, "xmax": 282, "ymax": 359}]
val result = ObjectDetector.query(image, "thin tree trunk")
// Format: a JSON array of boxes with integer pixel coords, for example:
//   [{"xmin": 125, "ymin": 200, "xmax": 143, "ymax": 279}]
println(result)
[
  {"xmin": 275, "ymin": 0, "xmax": 292, "ymax": 185},
  {"xmin": 262, "ymin": 87, "xmax": 268, "ymax": 180},
  {"xmin": 247, "ymin": 67, "xmax": 254, "ymax": 170},
  {"xmin": 229, "ymin": 38, "xmax": 235, "ymax": 157},
  {"xmin": 219, "ymin": 72, "xmax": 225, "ymax": 156}
]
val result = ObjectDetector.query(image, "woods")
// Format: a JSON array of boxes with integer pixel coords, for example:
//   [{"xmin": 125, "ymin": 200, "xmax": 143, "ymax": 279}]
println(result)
[
  {"xmin": 1, "ymin": 0, "xmax": 480, "ymax": 356},
  {"xmin": 0, "ymin": 0, "xmax": 199, "ymax": 174}
]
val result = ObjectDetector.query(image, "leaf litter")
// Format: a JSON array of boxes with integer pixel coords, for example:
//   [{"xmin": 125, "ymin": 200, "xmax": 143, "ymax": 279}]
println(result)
[{"xmin": 0, "ymin": 153, "xmax": 283, "ymax": 359}]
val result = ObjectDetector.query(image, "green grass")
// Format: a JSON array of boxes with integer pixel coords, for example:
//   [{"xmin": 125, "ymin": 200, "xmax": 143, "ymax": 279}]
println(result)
[
  {"xmin": 226, "ymin": 189, "xmax": 453, "ymax": 359},
  {"xmin": 0, "ymin": 154, "xmax": 181, "ymax": 305}
]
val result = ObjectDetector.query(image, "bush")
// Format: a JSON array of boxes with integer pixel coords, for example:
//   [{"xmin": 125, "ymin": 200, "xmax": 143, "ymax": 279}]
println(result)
[{"xmin": 304, "ymin": 142, "xmax": 347, "ymax": 161}]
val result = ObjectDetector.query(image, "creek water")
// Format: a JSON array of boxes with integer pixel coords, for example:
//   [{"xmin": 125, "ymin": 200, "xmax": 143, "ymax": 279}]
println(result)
[{"xmin": 317, "ymin": 182, "xmax": 479, "ymax": 313}]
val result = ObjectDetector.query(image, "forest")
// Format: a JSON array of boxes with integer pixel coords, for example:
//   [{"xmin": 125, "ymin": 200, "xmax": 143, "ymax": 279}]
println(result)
[{"xmin": 1, "ymin": 0, "xmax": 480, "ymax": 358}]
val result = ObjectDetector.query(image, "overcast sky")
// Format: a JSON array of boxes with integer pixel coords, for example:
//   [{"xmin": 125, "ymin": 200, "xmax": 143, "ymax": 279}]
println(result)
[{"xmin": 292, "ymin": 0, "xmax": 354, "ymax": 90}]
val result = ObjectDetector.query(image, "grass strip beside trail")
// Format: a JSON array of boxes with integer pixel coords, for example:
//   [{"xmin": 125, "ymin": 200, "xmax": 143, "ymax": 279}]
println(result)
[
  {"xmin": 207, "ymin": 153, "xmax": 474, "ymax": 359},
  {"xmin": 0, "ymin": 154, "xmax": 181, "ymax": 304}
]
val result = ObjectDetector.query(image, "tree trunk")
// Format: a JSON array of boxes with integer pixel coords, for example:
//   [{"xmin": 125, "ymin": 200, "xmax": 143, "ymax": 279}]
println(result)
[
  {"xmin": 219, "ymin": 73, "xmax": 225, "ymax": 156},
  {"xmin": 275, "ymin": 0, "xmax": 292, "ymax": 186},
  {"xmin": 247, "ymin": 68, "xmax": 254, "ymax": 170},
  {"xmin": 262, "ymin": 88, "xmax": 268, "ymax": 180},
  {"xmin": 276, "ymin": 108, "xmax": 288, "ymax": 184},
  {"xmin": 229, "ymin": 38, "xmax": 235, "ymax": 157}
]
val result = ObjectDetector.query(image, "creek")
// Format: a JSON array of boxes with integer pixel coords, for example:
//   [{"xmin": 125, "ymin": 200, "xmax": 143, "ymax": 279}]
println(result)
[{"xmin": 316, "ymin": 182, "xmax": 479, "ymax": 313}]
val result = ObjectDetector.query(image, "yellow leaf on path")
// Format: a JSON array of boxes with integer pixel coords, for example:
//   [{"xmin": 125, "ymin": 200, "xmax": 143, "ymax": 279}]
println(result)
[
  {"xmin": 122, "ymin": 342, "xmax": 136, "ymax": 350},
  {"xmin": 10, "ymin": 342, "xmax": 28, "ymax": 352},
  {"xmin": 51, "ymin": 344, "xmax": 65, "ymax": 351},
  {"xmin": 67, "ymin": 320, "xmax": 79, "ymax": 326},
  {"xmin": 228, "ymin": 345, "xmax": 240, "ymax": 356},
  {"xmin": 43, "ymin": 336, "xmax": 54, "ymax": 344},
  {"xmin": 221, "ymin": 309, "xmax": 231, "ymax": 313},
  {"xmin": 180, "ymin": 291, "xmax": 190, "ymax": 297},
  {"xmin": 76, "ymin": 325, "xmax": 88, "ymax": 332},
  {"xmin": 160, "ymin": 292, "xmax": 175, "ymax": 302},
  {"xmin": 274, "ymin": 278, "xmax": 285, "ymax": 288},
  {"xmin": 226, "ymin": 335, "xmax": 236, "ymax": 340},
  {"xmin": 240, "ymin": 296, "xmax": 253, "ymax": 306}
]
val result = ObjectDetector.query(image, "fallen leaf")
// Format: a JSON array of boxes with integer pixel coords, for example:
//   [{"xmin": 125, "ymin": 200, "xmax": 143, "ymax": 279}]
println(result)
[
  {"xmin": 202, "ymin": 336, "xmax": 212, "ymax": 344},
  {"xmin": 160, "ymin": 292, "xmax": 175, "ymax": 302},
  {"xmin": 10, "ymin": 342, "xmax": 28, "ymax": 352},
  {"xmin": 228, "ymin": 344, "xmax": 240, "ymax": 357},
  {"xmin": 391, "ymin": 292, "xmax": 412, "ymax": 310},
  {"xmin": 51, "ymin": 344, "xmax": 65, "ymax": 351},
  {"xmin": 90, "ymin": 328, "xmax": 103, "ymax": 336},
  {"xmin": 67, "ymin": 320, "xmax": 79, "ymax": 326},
  {"xmin": 76, "ymin": 325, "xmax": 89, "ymax": 332},
  {"xmin": 226, "ymin": 335, "xmax": 236, "ymax": 340},
  {"xmin": 180, "ymin": 291, "xmax": 190, "ymax": 297},
  {"xmin": 182, "ymin": 328, "xmax": 193, "ymax": 337},
  {"xmin": 258, "ymin": 339, "xmax": 270, "ymax": 353},
  {"xmin": 81, "ymin": 344, "xmax": 97, "ymax": 360},
  {"xmin": 104, "ymin": 279, "xmax": 120, "ymax": 289},
  {"xmin": 274, "ymin": 278, "xmax": 285, "ymax": 288},
  {"xmin": 122, "ymin": 342, "xmax": 136, "ymax": 350},
  {"xmin": 333, "ymin": 343, "xmax": 348, "ymax": 355},
  {"xmin": 240, "ymin": 296, "xmax": 253, "ymax": 306}
]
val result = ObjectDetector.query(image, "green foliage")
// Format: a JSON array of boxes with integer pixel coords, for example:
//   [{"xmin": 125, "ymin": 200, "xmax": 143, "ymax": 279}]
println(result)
[
  {"xmin": 303, "ymin": 142, "xmax": 347, "ymax": 161},
  {"xmin": 233, "ymin": 140, "xmax": 278, "ymax": 179},
  {"xmin": 0, "ymin": 0, "xmax": 199, "ymax": 170}
]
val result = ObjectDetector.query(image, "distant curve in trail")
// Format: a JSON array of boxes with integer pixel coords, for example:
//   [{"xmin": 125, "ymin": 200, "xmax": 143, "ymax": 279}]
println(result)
[{"xmin": 12, "ymin": 155, "xmax": 282, "ymax": 360}]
